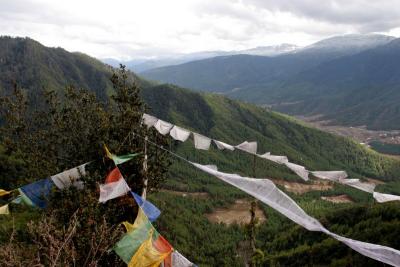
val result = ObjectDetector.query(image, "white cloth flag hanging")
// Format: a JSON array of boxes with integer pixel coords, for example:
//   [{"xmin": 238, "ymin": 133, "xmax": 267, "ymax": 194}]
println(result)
[
  {"xmin": 373, "ymin": 192, "xmax": 400, "ymax": 203},
  {"xmin": 192, "ymin": 162, "xmax": 322, "ymax": 231},
  {"xmin": 154, "ymin": 119, "xmax": 174, "ymax": 135},
  {"xmin": 170, "ymin": 126, "xmax": 191, "ymax": 142},
  {"xmin": 142, "ymin": 113, "xmax": 158, "ymax": 128},
  {"xmin": 213, "ymin": 140, "xmax": 235, "ymax": 151},
  {"xmin": 172, "ymin": 251, "xmax": 195, "ymax": 267},
  {"xmin": 51, "ymin": 163, "xmax": 88, "ymax": 189},
  {"xmin": 339, "ymin": 179, "xmax": 376, "ymax": 193},
  {"xmin": 99, "ymin": 178, "xmax": 130, "ymax": 203},
  {"xmin": 235, "ymin": 141, "xmax": 257, "ymax": 154},
  {"xmin": 258, "ymin": 153, "xmax": 289, "ymax": 164},
  {"xmin": 284, "ymin": 162, "xmax": 309, "ymax": 181},
  {"xmin": 312, "ymin": 171, "xmax": 348, "ymax": 181},
  {"xmin": 193, "ymin": 133, "xmax": 211, "ymax": 150},
  {"xmin": 191, "ymin": 162, "xmax": 400, "ymax": 267}
]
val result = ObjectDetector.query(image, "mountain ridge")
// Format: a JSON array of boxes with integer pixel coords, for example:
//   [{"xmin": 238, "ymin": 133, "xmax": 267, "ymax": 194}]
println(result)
[{"xmin": 141, "ymin": 34, "xmax": 400, "ymax": 130}]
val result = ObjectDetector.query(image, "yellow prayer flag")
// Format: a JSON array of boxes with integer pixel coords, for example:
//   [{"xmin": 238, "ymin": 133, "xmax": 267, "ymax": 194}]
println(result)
[
  {"xmin": 0, "ymin": 189, "xmax": 11, "ymax": 197},
  {"xmin": 128, "ymin": 230, "xmax": 170, "ymax": 267},
  {"xmin": 123, "ymin": 208, "xmax": 147, "ymax": 233},
  {"xmin": 104, "ymin": 144, "xmax": 113, "ymax": 159},
  {"xmin": 0, "ymin": 204, "xmax": 10, "ymax": 215}
]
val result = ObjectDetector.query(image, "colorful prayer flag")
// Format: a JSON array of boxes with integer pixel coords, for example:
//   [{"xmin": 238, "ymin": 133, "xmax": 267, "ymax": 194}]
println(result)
[
  {"xmin": 114, "ymin": 207, "xmax": 172, "ymax": 266},
  {"xmin": 105, "ymin": 167, "xmax": 124, "ymax": 183},
  {"xmin": 104, "ymin": 145, "xmax": 140, "ymax": 165},
  {"xmin": 19, "ymin": 178, "xmax": 54, "ymax": 208},
  {"xmin": 131, "ymin": 191, "xmax": 161, "ymax": 222},
  {"xmin": 0, "ymin": 189, "xmax": 11, "ymax": 197},
  {"xmin": 0, "ymin": 204, "xmax": 9, "ymax": 215},
  {"xmin": 128, "ymin": 229, "xmax": 172, "ymax": 267},
  {"xmin": 114, "ymin": 210, "xmax": 154, "ymax": 263},
  {"xmin": 99, "ymin": 179, "xmax": 130, "ymax": 203}
]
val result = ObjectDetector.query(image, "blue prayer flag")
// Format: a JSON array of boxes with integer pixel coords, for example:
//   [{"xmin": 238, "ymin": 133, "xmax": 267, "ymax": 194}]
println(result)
[
  {"xmin": 131, "ymin": 191, "xmax": 160, "ymax": 222},
  {"xmin": 20, "ymin": 178, "xmax": 54, "ymax": 208}
]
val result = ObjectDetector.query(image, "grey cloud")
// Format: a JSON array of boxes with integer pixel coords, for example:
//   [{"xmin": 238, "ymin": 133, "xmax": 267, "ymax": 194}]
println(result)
[
  {"xmin": 0, "ymin": 0, "xmax": 108, "ymax": 28},
  {"xmin": 243, "ymin": 0, "xmax": 400, "ymax": 32}
]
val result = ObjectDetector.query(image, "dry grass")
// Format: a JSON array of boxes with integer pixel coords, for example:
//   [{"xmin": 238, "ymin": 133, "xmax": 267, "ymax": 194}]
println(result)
[
  {"xmin": 321, "ymin": 195, "xmax": 354, "ymax": 203},
  {"xmin": 205, "ymin": 199, "xmax": 266, "ymax": 225}
]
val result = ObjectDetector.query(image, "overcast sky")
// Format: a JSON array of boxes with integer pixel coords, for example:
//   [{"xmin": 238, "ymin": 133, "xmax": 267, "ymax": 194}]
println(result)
[{"xmin": 1, "ymin": 0, "xmax": 400, "ymax": 60}]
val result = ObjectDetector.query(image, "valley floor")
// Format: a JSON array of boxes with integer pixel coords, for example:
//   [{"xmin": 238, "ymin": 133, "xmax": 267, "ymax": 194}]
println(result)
[{"xmin": 296, "ymin": 115, "xmax": 400, "ymax": 146}]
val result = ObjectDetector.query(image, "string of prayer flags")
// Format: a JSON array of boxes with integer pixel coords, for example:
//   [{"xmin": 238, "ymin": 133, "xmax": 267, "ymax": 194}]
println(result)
[
  {"xmin": 170, "ymin": 126, "xmax": 191, "ymax": 142},
  {"xmin": 99, "ymin": 167, "xmax": 130, "ymax": 203},
  {"xmin": 0, "ymin": 204, "xmax": 10, "ymax": 215},
  {"xmin": 0, "ymin": 189, "xmax": 11, "ymax": 197},
  {"xmin": 131, "ymin": 191, "xmax": 161, "ymax": 222},
  {"xmin": 143, "ymin": 114, "xmax": 158, "ymax": 128},
  {"xmin": 143, "ymin": 112, "xmax": 400, "ymax": 201},
  {"xmin": 104, "ymin": 145, "xmax": 140, "ymax": 166},
  {"xmin": 193, "ymin": 133, "xmax": 211, "ymax": 150},
  {"xmin": 154, "ymin": 120, "xmax": 174, "ymax": 135},
  {"xmin": 19, "ymin": 178, "xmax": 54, "ymax": 208},
  {"xmin": 190, "ymin": 162, "xmax": 400, "ymax": 266},
  {"xmin": 51, "ymin": 163, "xmax": 88, "ymax": 189}
]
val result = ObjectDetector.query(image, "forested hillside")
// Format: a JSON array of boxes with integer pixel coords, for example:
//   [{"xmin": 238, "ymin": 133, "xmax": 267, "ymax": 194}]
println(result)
[{"xmin": 1, "ymin": 37, "xmax": 400, "ymax": 266}]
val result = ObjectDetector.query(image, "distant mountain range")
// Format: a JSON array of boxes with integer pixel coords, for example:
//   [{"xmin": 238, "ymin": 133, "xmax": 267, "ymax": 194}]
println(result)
[
  {"xmin": 101, "ymin": 43, "xmax": 299, "ymax": 72},
  {"xmin": 140, "ymin": 34, "xmax": 400, "ymax": 130}
]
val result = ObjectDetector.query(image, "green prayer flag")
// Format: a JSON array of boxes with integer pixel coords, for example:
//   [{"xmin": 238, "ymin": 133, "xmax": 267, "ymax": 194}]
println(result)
[
  {"xmin": 113, "ymin": 220, "xmax": 153, "ymax": 264},
  {"xmin": 110, "ymin": 153, "xmax": 140, "ymax": 165},
  {"xmin": 17, "ymin": 188, "xmax": 35, "ymax": 207}
]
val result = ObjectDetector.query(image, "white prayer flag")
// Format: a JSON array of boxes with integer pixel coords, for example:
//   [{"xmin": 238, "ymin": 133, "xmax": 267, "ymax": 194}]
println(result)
[
  {"xmin": 285, "ymin": 162, "xmax": 309, "ymax": 181},
  {"xmin": 142, "ymin": 113, "xmax": 158, "ymax": 128},
  {"xmin": 258, "ymin": 153, "xmax": 289, "ymax": 164},
  {"xmin": 193, "ymin": 133, "xmax": 211, "ymax": 150},
  {"xmin": 373, "ymin": 192, "xmax": 400, "ymax": 203},
  {"xmin": 235, "ymin": 141, "xmax": 257, "ymax": 154},
  {"xmin": 51, "ymin": 163, "xmax": 88, "ymax": 189},
  {"xmin": 172, "ymin": 251, "xmax": 195, "ymax": 267},
  {"xmin": 339, "ymin": 178, "xmax": 376, "ymax": 193},
  {"xmin": 99, "ymin": 178, "xmax": 130, "ymax": 203},
  {"xmin": 312, "ymin": 171, "xmax": 348, "ymax": 181},
  {"xmin": 154, "ymin": 119, "xmax": 174, "ymax": 135},
  {"xmin": 170, "ymin": 126, "xmax": 191, "ymax": 142},
  {"xmin": 213, "ymin": 140, "xmax": 235, "ymax": 151}
]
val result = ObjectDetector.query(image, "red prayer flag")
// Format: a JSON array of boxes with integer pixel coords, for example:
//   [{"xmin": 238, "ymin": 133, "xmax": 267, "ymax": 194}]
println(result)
[{"xmin": 105, "ymin": 167, "xmax": 123, "ymax": 183}]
